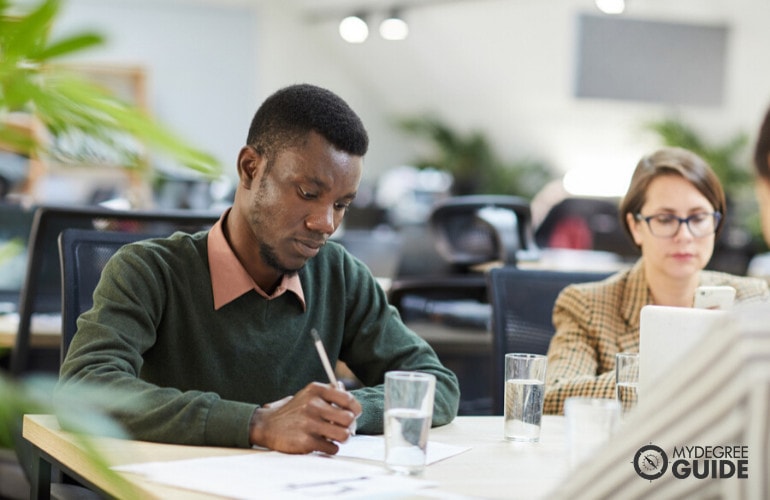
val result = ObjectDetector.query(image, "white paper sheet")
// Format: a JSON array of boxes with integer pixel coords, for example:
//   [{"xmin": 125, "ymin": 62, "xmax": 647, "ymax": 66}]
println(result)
[
  {"xmin": 115, "ymin": 451, "xmax": 436, "ymax": 499},
  {"xmin": 337, "ymin": 435, "xmax": 470, "ymax": 464}
]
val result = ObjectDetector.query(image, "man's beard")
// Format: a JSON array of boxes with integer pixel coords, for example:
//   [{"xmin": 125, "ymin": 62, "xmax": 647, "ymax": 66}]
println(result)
[
  {"xmin": 249, "ymin": 183, "xmax": 302, "ymax": 277},
  {"xmin": 260, "ymin": 241, "xmax": 301, "ymax": 276}
]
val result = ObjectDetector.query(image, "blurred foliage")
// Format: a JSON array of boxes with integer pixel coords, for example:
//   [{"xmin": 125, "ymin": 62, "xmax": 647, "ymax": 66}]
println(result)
[
  {"xmin": 396, "ymin": 115, "xmax": 553, "ymax": 199},
  {"xmin": 646, "ymin": 117, "xmax": 751, "ymax": 189},
  {"xmin": 0, "ymin": 0, "xmax": 220, "ymax": 176},
  {"xmin": 646, "ymin": 117, "xmax": 765, "ymax": 251},
  {"xmin": 1, "ymin": 0, "xmax": 211, "ymax": 493},
  {"xmin": 0, "ymin": 374, "xmax": 141, "ymax": 498},
  {"xmin": 0, "ymin": 236, "xmax": 24, "ymax": 262}
]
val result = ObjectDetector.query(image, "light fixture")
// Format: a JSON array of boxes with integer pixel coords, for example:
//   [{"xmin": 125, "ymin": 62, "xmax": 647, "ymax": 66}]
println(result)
[
  {"xmin": 339, "ymin": 13, "xmax": 369, "ymax": 43},
  {"xmin": 595, "ymin": 0, "xmax": 626, "ymax": 15},
  {"xmin": 379, "ymin": 9, "xmax": 409, "ymax": 41}
]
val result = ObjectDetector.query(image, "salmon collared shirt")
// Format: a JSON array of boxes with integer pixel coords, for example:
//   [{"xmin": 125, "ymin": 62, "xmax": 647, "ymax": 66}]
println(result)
[{"xmin": 206, "ymin": 211, "xmax": 306, "ymax": 311}]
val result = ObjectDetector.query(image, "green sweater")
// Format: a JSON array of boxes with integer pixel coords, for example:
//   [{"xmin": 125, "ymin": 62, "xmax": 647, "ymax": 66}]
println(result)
[{"xmin": 56, "ymin": 231, "xmax": 460, "ymax": 448}]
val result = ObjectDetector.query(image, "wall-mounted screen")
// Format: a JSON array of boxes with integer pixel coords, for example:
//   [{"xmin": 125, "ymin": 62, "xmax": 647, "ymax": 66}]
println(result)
[{"xmin": 574, "ymin": 13, "xmax": 728, "ymax": 106}]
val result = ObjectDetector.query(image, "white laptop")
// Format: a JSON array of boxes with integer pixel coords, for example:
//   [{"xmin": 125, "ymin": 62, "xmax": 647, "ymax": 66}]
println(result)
[{"xmin": 638, "ymin": 305, "xmax": 729, "ymax": 396}]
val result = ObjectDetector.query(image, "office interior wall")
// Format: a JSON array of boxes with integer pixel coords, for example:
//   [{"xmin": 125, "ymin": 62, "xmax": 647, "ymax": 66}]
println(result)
[
  {"xmin": 54, "ymin": 0, "xmax": 260, "ymax": 177},
  {"xmin": 287, "ymin": 0, "xmax": 770, "ymax": 195},
  {"xmin": 48, "ymin": 0, "xmax": 770, "ymax": 196}
]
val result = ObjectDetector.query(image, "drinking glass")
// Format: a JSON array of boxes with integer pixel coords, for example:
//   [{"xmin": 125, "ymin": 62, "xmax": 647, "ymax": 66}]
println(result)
[
  {"xmin": 565, "ymin": 397, "xmax": 621, "ymax": 467},
  {"xmin": 503, "ymin": 353, "xmax": 547, "ymax": 442},
  {"xmin": 615, "ymin": 352, "xmax": 639, "ymax": 416},
  {"xmin": 384, "ymin": 371, "xmax": 436, "ymax": 474}
]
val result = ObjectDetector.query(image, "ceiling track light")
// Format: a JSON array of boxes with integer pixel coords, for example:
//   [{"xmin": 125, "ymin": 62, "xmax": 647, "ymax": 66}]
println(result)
[
  {"xmin": 380, "ymin": 9, "xmax": 409, "ymax": 41},
  {"xmin": 339, "ymin": 13, "xmax": 369, "ymax": 43},
  {"xmin": 595, "ymin": 0, "xmax": 626, "ymax": 15},
  {"xmin": 309, "ymin": 0, "xmax": 495, "ymax": 41},
  {"xmin": 337, "ymin": 7, "xmax": 410, "ymax": 43}
]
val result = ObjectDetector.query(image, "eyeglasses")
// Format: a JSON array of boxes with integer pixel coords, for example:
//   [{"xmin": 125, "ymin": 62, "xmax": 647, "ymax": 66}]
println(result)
[{"xmin": 634, "ymin": 212, "xmax": 722, "ymax": 238}]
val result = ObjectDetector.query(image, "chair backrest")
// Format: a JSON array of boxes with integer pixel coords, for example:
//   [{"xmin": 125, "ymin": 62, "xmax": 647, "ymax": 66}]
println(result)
[
  {"xmin": 487, "ymin": 267, "xmax": 612, "ymax": 415},
  {"xmin": 10, "ymin": 205, "xmax": 219, "ymax": 376},
  {"xmin": 535, "ymin": 196, "xmax": 638, "ymax": 259},
  {"xmin": 429, "ymin": 195, "xmax": 538, "ymax": 268},
  {"xmin": 388, "ymin": 273, "xmax": 492, "ymax": 415},
  {"xmin": 58, "ymin": 228, "xmax": 151, "ymax": 364},
  {"xmin": 388, "ymin": 274, "xmax": 489, "ymax": 322}
]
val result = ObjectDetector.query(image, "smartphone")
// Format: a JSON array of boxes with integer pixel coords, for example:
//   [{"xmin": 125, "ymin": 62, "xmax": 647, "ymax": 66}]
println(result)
[{"xmin": 693, "ymin": 286, "xmax": 736, "ymax": 310}]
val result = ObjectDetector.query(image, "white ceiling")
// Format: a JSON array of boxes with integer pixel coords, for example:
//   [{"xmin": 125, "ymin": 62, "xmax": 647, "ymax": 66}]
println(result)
[
  {"xmin": 248, "ymin": 0, "xmax": 770, "ymax": 193},
  {"xmin": 73, "ymin": 0, "xmax": 770, "ymax": 198}
]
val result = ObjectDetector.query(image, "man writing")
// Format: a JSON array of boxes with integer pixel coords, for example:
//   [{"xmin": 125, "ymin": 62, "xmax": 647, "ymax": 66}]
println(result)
[{"xmin": 56, "ymin": 84, "xmax": 460, "ymax": 454}]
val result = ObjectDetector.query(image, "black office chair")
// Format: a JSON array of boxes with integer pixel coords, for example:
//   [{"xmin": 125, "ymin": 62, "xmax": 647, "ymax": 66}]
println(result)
[
  {"xmin": 486, "ymin": 267, "xmax": 612, "ymax": 415},
  {"xmin": 387, "ymin": 195, "xmax": 539, "ymax": 415},
  {"xmin": 535, "ymin": 196, "xmax": 638, "ymax": 259},
  {"xmin": 10, "ymin": 204, "xmax": 220, "ymax": 376},
  {"xmin": 58, "ymin": 229, "xmax": 151, "ymax": 363},
  {"xmin": 25, "ymin": 229, "xmax": 148, "ymax": 499},
  {"xmin": 429, "ymin": 194, "xmax": 538, "ymax": 268}
]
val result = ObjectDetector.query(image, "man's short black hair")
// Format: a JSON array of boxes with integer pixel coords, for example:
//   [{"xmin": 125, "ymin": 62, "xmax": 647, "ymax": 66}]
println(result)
[{"xmin": 246, "ymin": 84, "xmax": 369, "ymax": 161}]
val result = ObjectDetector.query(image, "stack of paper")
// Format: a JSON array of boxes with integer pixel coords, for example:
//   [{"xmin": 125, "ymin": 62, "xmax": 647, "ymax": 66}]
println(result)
[{"xmin": 115, "ymin": 435, "xmax": 469, "ymax": 500}]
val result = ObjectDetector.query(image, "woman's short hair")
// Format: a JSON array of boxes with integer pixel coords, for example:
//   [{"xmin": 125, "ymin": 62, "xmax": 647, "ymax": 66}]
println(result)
[{"xmin": 618, "ymin": 147, "xmax": 726, "ymax": 243}]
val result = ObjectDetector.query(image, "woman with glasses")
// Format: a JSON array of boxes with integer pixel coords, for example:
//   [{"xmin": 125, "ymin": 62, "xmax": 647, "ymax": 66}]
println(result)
[{"xmin": 543, "ymin": 147, "xmax": 769, "ymax": 415}]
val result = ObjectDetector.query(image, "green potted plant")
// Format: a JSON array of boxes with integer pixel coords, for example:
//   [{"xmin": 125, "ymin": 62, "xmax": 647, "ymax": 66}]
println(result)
[
  {"xmin": 645, "ymin": 117, "xmax": 752, "ymax": 197},
  {"xmin": 1, "ymin": 0, "xmax": 220, "ymax": 494},
  {"xmin": 0, "ymin": 0, "xmax": 221, "ymax": 200},
  {"xmin": 396, "ymin": 114, "xmax": 552, "ymax": 198},
  {"xmin": 1, "ymin": 375, "xmax": 145, "ymax": 498}
]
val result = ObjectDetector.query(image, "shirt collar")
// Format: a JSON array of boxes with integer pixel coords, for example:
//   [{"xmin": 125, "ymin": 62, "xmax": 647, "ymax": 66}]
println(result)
[{"xmin": 208, "ymin": 209, "xmax": 306, "ymax": 311}]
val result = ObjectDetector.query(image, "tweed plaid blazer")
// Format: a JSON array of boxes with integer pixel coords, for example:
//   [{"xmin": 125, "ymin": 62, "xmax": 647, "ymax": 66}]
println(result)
[{"xmin": 543, "ymin": 259, "xmax": 769, "ymax": 415}]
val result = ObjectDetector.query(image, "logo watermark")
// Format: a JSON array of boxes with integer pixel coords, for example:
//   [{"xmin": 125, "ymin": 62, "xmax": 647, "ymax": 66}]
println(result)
[{"xmin": 633, "ymin": 443, "xmax": 749, "ymax": 482}]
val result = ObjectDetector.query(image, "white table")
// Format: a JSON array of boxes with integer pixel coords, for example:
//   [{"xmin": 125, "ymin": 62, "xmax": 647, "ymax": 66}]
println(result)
[
  {"xmin": 23, "ymin": 414, "xmax": 569, "ymax": 499},
  {"xmin": 425, "ymin": 415, "xmax": 568, "ymax": 498},
  {"xmin": 0, "ymin": 313, "xmax": 62, "ymax": 349}
]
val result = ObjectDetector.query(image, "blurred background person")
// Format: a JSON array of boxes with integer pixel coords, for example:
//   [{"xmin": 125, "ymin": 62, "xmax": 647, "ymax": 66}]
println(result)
[{"xmin": 753, "ymin": 105, "xmax": 770, "ymax": 245}]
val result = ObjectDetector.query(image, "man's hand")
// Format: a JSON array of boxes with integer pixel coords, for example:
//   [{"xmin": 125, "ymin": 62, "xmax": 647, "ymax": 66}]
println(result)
[{"xmin": 248, "ymin": 382, "xmax": 362, "ymax": 454}]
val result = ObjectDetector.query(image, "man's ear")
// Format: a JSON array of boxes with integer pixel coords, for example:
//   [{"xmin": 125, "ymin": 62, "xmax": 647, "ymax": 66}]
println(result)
[{"xmin": 237, "ymin": 146, "xmax": 264, "ymax": 189}]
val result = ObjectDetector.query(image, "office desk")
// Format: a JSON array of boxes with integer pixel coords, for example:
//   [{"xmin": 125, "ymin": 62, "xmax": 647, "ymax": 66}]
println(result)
[
  {"xmin": 23, "ymin": 414, "xmax": 569, "ymax": 499},
  {"xmin": 409, "ymin": 321, "xmax": 494, "ymax": 414},
  {"xmin": 0, "ymin": 314, "xmax": 485, "ymax": 354},
  {"xmin": 409, "ymin": 321, "xmax": 491, "ymax": 356},
  {"xmin": 0, "ymin": 313, "xmax": 61, "ymax": 349}
]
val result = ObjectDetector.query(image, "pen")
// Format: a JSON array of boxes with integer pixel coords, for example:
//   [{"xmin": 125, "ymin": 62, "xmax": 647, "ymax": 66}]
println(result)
[
  {"xmin": 310, "ymin": 328, "xmax": 357, "ymax": 435},
  {"xmin": 310, "ymin": 328, "xmax": 339, "ymax": 387},
  {"xmin": 286, "ymin": 476, "xmax": 369, "ymax": 490}
]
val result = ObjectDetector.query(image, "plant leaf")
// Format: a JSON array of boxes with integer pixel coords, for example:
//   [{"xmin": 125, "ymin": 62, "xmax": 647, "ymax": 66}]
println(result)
[
  {"xmin": 34, "ymin": 32, "xmax": 104, "ymax": 61},
  {"xmin": 1, "ymin": 0, "xmax": 221, "ymax": 182}
]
